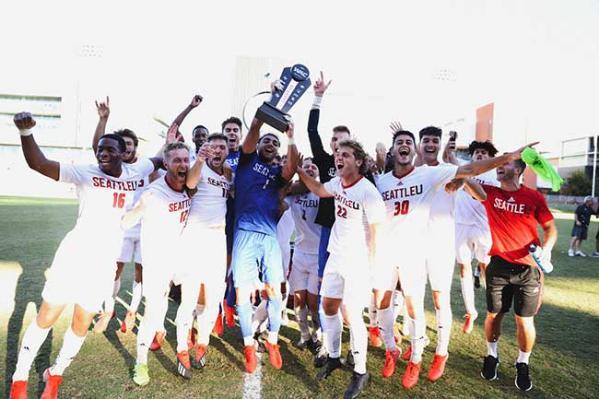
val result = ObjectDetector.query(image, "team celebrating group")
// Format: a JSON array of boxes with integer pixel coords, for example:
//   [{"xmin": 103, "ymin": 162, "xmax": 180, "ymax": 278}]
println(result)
[{"xmin": 9, "ymin": 72, "xmax": 557, "ymax": 399}]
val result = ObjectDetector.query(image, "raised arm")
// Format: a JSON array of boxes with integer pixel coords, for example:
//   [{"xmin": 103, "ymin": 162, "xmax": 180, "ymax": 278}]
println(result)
[
  {"xmin": 375, "ymin": 142, "xmax": 387, "ymax": 173},
  {"xmin": 241, "ymin": 116, "xmax": 264, "ymax": 154},
  {"xmin": 186, "ymin": 143, "xmax": 212, "ymax": 189},
  {"xmin": 308, "ymin": 71, "xmax": 332, "ymax": 160},
  {"xmin": 14, "ymin": 113, "xmax": 59, "ymax": 181},
  {"xmin": 92, "ymin": 97, "xmax": 110, "ymax": 153},
  {"xmin": 281, "ymin": 122, "xmax": 298, "ymax": 181},
  {"xmin": 296, "ymin": 167, "xmax": 333, "ymax": 198},
  {"xmin": 455, "ymin": 142, "xmax": 539, "ymax": 179},
  {"xmin": 171, "ymin": 95, "xmax": 202, "ymax": 131}
]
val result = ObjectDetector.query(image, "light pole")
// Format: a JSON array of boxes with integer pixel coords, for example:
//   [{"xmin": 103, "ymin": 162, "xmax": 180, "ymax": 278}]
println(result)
[{"xmin": 592, "ymin": 135, "xmax": 598, "ymax": 197}]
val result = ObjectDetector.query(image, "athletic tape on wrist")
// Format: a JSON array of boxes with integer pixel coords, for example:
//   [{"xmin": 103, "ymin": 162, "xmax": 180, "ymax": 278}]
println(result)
[
  {"xmin": 312, "ymin": 96, "xmax": 323, "ymax": 110},
  {"xmin": 288, "ymin": 137, "xmax": 295, "ymax": 145},
  {"xmin": 19, "ymin": 129, "xmax": 33, "ymax": 137}
]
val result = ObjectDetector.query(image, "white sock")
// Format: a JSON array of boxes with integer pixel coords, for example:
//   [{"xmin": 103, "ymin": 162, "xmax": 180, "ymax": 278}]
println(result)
[
  {"xmin": 487, "ymin": 341, "xmax": 498, "ymax": 358},
  {"xmin": 392, "ymin": 290, "xmax": 404, "ymax": 322},
  {"xmin": 136, "ymin": 295, "xmax": 169, "ymax": 365},
  {"xmin": 517, "ymin": 350, "xmax": 531, "ymax": 364},
  {"xmin": 267, "ymin": 331, "xmax": 278, "ymax": 345},
  {"xmin": 12, "ymin": 321, "xmax": 51, "ymax": 381},
  {"xmin": 251, "ymin": 301, "xmax": 268, "ymax": 334},
  {"xmin": 403, "ymin": 306, "xmax": 411, "ymax": 338},
  {"xmin": 130, "ymin": 281, "xmax": 143, "ymax": 314},
  {"xmin": 377, "ymin": 306, "xmax": 397, "ymax": 351},
  {"xmin": 347, "ymin": 305, "xmax": 368, "ymax": 375},
  {"xmin": 323, "ymin": 313, "xmax": 341, "ymax": 358},
  {"xmin": 435, "ymin": 306, "xmax": 452, "ymax": 357},
  {"xmin": 410, "ymin": 308, "xmax": 426, "ymax": 363},
  {"xmin": 295, "ymin": 305, "xmax": 310, "ymax": 341},
  {"xmin": 367, "ymin": 293, "xmax": 377, "ymax": 328},
  {"xmin": 50, "ymin": 328, "xmax": 87, "ymax": 375},
  {"xmin": 460, "ymin": 274, "xmax": 477, "ymax": 315}
]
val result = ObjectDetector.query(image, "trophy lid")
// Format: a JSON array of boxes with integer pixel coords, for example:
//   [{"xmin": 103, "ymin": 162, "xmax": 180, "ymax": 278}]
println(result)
[{"xmin": 291, "ymin": 64, "xmax": 310, "ymax": 82}]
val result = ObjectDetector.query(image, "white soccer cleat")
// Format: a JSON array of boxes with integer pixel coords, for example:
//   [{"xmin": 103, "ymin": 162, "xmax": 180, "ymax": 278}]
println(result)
[
  {"xmin": 568, "ymin": 249, "xmax": 575, "ymax": 257},
  {"xmin": 575, "ymin": 251, "xmax": 587, "ymax": 257}
]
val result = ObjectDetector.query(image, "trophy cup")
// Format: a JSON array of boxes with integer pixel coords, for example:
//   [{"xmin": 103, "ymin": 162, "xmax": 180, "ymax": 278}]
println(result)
[{"xmin": 255, "ymin": 64, "xmax": 311, "ymax": 132}]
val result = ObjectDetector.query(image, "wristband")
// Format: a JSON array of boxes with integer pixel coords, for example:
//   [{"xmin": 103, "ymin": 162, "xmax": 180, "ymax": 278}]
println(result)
[
  {"xmin": 19, "ymin": 129, "xmax": 33, "ymax": 137},
  {"xmin": 288, "ymin": 137, "xmax": 295, "ymax": 145},
  {"xmin": 311, "ymin": 95, "xmax": 323, "ymax": 110}
]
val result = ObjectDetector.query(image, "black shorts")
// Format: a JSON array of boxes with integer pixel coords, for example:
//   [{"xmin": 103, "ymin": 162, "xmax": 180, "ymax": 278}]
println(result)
[
  {"xmin": 571, "ymin": 224, "xmax": 588, "ymax": 240},
  {"xmin": 485, "ymin": 256, "xmax": 542, "ymax": 317}
]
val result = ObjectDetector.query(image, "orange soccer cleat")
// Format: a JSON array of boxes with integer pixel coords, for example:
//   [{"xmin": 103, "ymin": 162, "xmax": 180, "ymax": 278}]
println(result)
[
  {"xmin": 224, "ymin": 303, "xmax": 236, "ymax": 328},
  {"xmin": 149, "ymin": 331, "xmax": 166, "ymax": 352},
  {"xmin": 402, "ymin": 361, "xmax": 421, "ymax": 390},
  {"xmin": 427, "ymin": 354, "xmax": 448, "ymax": 382},
  {"xmin": 213, "ymin": 314, "xmax": 224, "ymax": 337},
  {"xmin": 264, "ymin": 341, "xmax": 283, "ymax": 369},
  {"xmin": 41, "ymin": 369, "xmax": 63, "ymax": 399},
  {"xmin": 176, "ymin": 351, "xmax": 192, "ymax": 379},
  {"xmin": 382, "ymin": 349, "xmax": 401, "ymax": 378},
  {"xmin": 9, "ymin": 380, "xmax": 27, "ymax": 399},
  {"xmin": 244, "ymin": 346, "xmax": 257, "ymax": 373},
  {"xmin": 368, "ymin": 326, "xmax": 383, "ymax": 348}
]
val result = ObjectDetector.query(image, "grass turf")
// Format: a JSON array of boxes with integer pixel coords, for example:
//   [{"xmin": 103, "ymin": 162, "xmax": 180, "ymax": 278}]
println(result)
[{"xmin": 1, "ymin": 196, "xmax": 599, "ymax": 398}]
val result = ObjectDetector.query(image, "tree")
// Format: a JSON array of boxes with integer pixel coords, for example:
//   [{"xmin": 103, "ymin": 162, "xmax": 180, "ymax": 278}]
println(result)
[{"xmin": 561, "ymin": 170, "xmax": 592, "ymax": 196}]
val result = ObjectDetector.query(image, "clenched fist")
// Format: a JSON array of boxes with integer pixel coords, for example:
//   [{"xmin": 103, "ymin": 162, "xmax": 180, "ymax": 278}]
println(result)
[{"xmin": 14, "ymin": 112, "xmax": 36, "ymax": 130}]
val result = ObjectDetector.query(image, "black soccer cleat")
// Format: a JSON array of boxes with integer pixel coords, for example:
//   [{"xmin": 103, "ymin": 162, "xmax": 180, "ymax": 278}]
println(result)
[
  {"xmin": 344, "ymin": 371, "xmax": 369, "ymax": 399},
  {"xmin": 314, "ymin": 352, "xmax": 327, "ymax": 368},
  {"xmin": 515, "ymin": 362, "xmax": 533, "ymax": 391},
  {"xmin": 481, "ymin": 355, "xmax": 499, "ymax": 381},
  {"xmin": 317, "ymin": 356, "xmax": 343, "ymax": 381},
  {"xmin": 474, "ymin": 275, "xmax": 481, "ymax": 289}
]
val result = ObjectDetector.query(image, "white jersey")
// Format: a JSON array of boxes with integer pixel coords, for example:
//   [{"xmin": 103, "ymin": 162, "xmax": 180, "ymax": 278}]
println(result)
[
  {"xmin": 187, "ymin": 164, "xmax": 232, "ymax": 227},
  {"xmin": 140, "ymin": 176, "xmax": 191, "ymax": 266},
  {"xmin": 59, "ymin": 159, "xmax": 154, "ymax": 246},
  {"xmin": 288, "ymin": 192, "xmax": 321, "ymax": 254},
  {"xmin": 376, "ymin": 165, "xmax": 458, "ymax": 247},
  {"xmin": 455, "ymin": 169, "xmax": 499, "ymax": 226},
  {"xmin": 324, "ymin": 176, "xmax": 386, "ymax": 256},
  {"xmin": 428, "ymin": 162, "xmax": 459, "ymax": 226},
  {"xmin": 123, "ymin": 158, "xmax": 152, "ymax": 239}
]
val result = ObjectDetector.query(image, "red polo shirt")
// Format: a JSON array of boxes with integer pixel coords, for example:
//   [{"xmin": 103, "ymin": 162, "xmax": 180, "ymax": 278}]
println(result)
[{"xmin": 482, "ymin": 184, "xmax": 554, "ymax": 266}]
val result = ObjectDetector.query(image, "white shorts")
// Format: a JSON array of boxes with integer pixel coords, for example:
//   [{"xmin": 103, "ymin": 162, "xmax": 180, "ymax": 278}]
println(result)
[
  {"xmin": 424, "ymin": 222, "xmax": 455, "ymax": 293},
  {"xmin": 320, "ymin": 252, "xmax": 370, "ymax": 308},
  {"xmin": 289, "ymin": 250, "xmax": 319, "ymax": 295},
  {"xmin": 116, "ymin": 236, "xmax": 142, "ymax": 264},
  {"xmin": 375, "ymin": 241, "xmax": 425, "ymax": 298},
  {"xmin": 455, "ymin": 223, "xmax": 492, "ymax": 265},
  {"xmin": 182, "ymin": 224, "xmax": 227, "ymax": 286},
  {"xmin": 42, "ymin": 231, "xmax": 118, "ymax": 313}
]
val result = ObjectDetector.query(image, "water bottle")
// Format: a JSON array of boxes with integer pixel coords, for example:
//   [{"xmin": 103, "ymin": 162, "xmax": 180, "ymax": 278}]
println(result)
[{"xmin": 528, "ymin": 244, "xmax": 554, "ymax": 274}]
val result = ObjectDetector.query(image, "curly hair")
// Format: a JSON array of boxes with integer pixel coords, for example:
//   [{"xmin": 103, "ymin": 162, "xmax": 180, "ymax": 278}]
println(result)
[{"xmin": 468, "ymin": 140, "xmax": 498, "ymax": 157}]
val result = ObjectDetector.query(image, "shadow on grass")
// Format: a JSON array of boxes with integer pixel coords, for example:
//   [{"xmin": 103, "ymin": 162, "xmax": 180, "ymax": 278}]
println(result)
[{"xmin": 5, "ymin": 266, "xmax": 52, "ymax": 399}]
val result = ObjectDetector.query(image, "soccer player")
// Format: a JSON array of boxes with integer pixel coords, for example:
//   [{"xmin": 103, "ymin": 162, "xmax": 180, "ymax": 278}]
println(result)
[
  {"xmin": 287, "ymin": 157, "xmax": 323, "ymax": 350},
  {"xmin": 231, "ymin": 116, "xmax": 298, "ymax": 373},
  {"xmin": 479, "ymin": 158, "xmax": 557, "ymax": 392},
  {"xmin": 90, "ymin": 98, "xmax": 150, "ymax": 333},
  {"xmin": 374, "ymin": 129, "xmax": 536, "ymax": 389},
  {"xmin": 9, "ymin": 113, "xmax": 158, "ymax": 399},
  {"xmin": 183, "ymin": 133, "xmax": 232, "ymax": 369},
  {"xmin": 298, "ymin": 139, "xmax": 386, "ymax": 399},
  {"xmin": 454, "ymin": 141, "xmax": 499, "ymax": 334},
  {"xmin": 124, "ymin": 142, "xmax": 193, "ymax": 385},
  {"xmin": 568, "ymin": 196, "xmax": 594, "ymax": 257},
  {"xmin": 404, "ymin": 126, "xmax": 463, "ymax": 382},
  {"xmin": 222, "ymin": 115, "xmax": 243, "ymax": 329}
]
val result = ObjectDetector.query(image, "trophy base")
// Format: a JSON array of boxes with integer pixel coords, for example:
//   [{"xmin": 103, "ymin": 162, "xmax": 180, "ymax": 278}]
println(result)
[{"xmin": 256, "ymin": 102, "xmax": 290, "ymax": 132}]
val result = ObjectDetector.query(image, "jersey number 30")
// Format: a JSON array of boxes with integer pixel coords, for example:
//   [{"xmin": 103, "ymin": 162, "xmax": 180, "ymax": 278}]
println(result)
[{"xmin": 393, "ymin": 200, "xmax": 409, "ymax": 216}]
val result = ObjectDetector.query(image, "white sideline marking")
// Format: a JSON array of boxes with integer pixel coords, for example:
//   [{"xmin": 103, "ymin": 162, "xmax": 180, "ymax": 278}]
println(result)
[{"xmin": 242, "ymin": 353, "xmax": 263, "ymax": 399}]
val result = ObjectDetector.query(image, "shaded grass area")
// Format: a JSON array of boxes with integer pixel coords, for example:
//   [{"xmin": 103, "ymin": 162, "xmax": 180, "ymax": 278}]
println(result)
[{"xmin": 1, "ymin": 196, "xmax": 599, "ymax": 398}]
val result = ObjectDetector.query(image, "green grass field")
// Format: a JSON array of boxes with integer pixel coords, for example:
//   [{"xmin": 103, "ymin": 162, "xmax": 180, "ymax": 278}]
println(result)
[{"xmin": 1, "ymin": 196, "xmax": 599, "ymax": 398}]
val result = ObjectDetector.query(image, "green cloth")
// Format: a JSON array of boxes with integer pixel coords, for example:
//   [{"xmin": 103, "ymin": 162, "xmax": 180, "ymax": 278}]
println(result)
[{"xmin": 521, "ymin": 147, "xmax": 564, "ymax": 191}]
